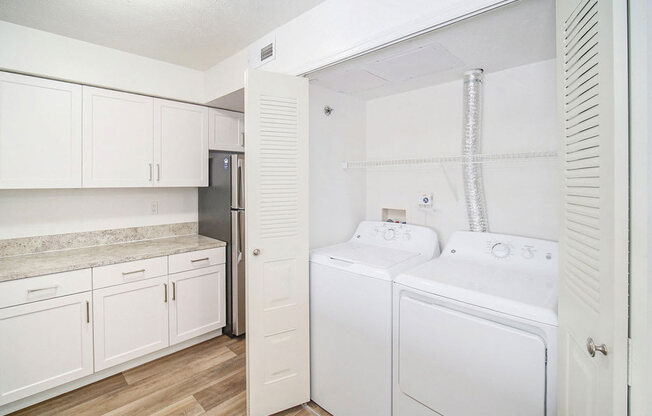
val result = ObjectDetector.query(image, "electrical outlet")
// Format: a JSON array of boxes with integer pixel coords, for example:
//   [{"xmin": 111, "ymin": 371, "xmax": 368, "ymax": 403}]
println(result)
[{"xmin": 150, "ymin": 201, "xmax": 158, "ymax": 214}]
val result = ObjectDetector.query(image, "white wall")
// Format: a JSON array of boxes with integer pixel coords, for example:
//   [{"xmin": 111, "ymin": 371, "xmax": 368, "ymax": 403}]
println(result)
[
  {"xmin": 0, "ymin": 188, "xmax": 198, "ymax": 239},
  {"xmin": 365, "ymin": 59, "xmax": 558, "ymax": 245},
  {"xmin": 0, "ymin": 21, "xmax": 205, "ymax": 103},
  {"xmin": 204, "ymin": 0, "xmax": 513, "ymax": 101},
  {"xmin": 309, "ymin": 85, "xmax": 366, "ymax": 249}
]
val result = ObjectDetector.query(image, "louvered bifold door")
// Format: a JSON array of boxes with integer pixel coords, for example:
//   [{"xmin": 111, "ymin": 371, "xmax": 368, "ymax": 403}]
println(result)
[
  {"xmin": 556, "ymin": 0, "xmax": 629, "ymax": 414},
  {"xmin": 244, "ymin": 69, "xmax": 310, "ymax": 416}
]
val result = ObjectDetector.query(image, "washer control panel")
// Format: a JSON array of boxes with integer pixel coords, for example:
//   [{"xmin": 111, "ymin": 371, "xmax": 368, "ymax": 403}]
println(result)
[{"xmin": 351, "ymin": 221, "xmax": 440, "ymax": 258}]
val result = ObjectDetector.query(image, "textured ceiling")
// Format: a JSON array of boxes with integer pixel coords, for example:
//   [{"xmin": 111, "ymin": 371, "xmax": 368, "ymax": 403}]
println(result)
[{"xmin": 0, "ymin": 0, "xmax": 325, "ymax": 70}]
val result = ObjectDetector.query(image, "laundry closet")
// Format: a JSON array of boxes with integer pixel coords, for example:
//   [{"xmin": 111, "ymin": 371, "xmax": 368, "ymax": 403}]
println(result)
[{"xmin": 307, "ymin": 0, "xmax": 558, "ymax": 249}]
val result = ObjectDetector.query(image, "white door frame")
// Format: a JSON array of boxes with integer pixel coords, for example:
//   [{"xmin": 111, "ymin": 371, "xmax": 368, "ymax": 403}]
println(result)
[{"xmin": 628, "ymin": 0, "xmax": 651, "ymax": 414}]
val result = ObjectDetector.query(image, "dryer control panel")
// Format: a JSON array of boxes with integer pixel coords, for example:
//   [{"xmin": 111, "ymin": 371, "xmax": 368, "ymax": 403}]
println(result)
[
  {"xmin": 350, "ymin": 221, "xmax": 441, "ymax": 259},
  {"xmin": 443, "ymin": 231, "xmax": 558, "ymax": 275}
]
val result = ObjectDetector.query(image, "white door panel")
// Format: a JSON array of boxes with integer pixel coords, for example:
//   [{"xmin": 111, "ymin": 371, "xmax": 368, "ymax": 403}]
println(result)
[
  {"xmin": 398, "ymin": 295, "xmax": 546, "ymax": 416},
  {"xmin": 0, "ymin": 292, "xmax": 93, "ymax": 405},
  {"xmin": 82, "ymin": 87, "xmax": 154, "ymax": 187},
  {"xmin": 245, "ymin": 69, "xmax": 310, "ymax": 416},
  {"xmin": 169, "ymin": 265, "xmax": 226, "ymax": 345},
  {"xmin": 556, "ymin": 0, "xmax": 629, "ymax": 414},
  {"xmin": 93, "ymin": 276, "xmax": 169, "ymax": 371},
  {"xmin": 0, "ymin": 72, "xmax": 82, "ymax": 189},
  {"xmin": 154, "ymin": 99, "xmax": 208, "ymax": 187}
]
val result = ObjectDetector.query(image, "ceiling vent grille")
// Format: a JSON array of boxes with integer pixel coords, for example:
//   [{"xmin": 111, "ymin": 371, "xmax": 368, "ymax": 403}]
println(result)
[
  {"xmin": 261, "ymin": 43, "xmax": 274, "ymax": 62},
  {"xmin": 249, "ymin": 33, "xmax": 277, "ymax": 68}
]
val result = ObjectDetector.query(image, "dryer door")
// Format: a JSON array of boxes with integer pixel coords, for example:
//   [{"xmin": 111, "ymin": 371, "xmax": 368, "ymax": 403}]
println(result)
[{"xmin": 397, "ymin": 295, "xmax": 547, "ymax": 416}]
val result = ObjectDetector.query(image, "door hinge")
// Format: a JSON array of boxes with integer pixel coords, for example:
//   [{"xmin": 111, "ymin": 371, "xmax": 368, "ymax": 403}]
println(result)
[{"xmin": 627, "ymin": 337, "xmax": 633, "ymax": 387}]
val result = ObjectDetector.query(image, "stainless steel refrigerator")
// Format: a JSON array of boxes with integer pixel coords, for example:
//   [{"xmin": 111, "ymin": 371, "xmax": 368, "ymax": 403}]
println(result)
[{"xmin": 199, "ymin": 152, "xmax": 245, "ymax": 337}]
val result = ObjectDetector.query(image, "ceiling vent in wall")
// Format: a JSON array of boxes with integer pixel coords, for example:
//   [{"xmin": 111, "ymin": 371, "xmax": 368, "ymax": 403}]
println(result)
[{"xmin": 249, "ymin": 33, "xmax": 277, "ymax": 68}]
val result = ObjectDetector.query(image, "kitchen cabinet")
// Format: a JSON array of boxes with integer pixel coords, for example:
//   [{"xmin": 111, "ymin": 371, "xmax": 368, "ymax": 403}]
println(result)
[
  {"xmin": 169, "ymin": 264, "xmax": 226, "ymax": 345},
  {"xmin": 0, "ymin": 292, "xmax": 93, "ymax": 406},
  {"xmin": 93, "ymin": 275, "xmax": 169, "ymax": 371},
  {"xmin": 208, "ymin": 108, "xmax": 244, "ymax": 152},
  {"xmin": 154, "ymin": 99, "xmax": 209, "ymax": 187},
  {"xmin": 82, "ymin": 87, "xmax": 154, "ymax": 188},
  {"xmin": 0, "ymin": 72, "xmax": 82, "ymax": 189}
]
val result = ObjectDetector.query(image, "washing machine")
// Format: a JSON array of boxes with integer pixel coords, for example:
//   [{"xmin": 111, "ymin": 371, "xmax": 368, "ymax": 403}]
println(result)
[
  {"xmin": 310, "ymin": 221, "xmax": 440, "ymax": 416},
  {"xmin": 393, "ymin": 231, "xmax": 558, "ymax": 416}
]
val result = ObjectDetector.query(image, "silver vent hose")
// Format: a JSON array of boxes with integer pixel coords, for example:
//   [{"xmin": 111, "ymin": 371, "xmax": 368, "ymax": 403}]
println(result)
[{"xmin": 462, "ymin": 69, "xmax": 489, "ymax": 232}]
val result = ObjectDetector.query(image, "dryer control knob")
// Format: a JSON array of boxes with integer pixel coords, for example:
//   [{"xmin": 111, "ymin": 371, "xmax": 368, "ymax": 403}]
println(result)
[
  {"xmin": 384, "ymin": 229, "xmax": 396, "ymax": 240},
  {"xmin": 522, "ymin": 247, "xmax": 535, "ymax": 259},
  {"xmin": 491, "ymin": 243, "xmax": 511, "ymax": 259}
]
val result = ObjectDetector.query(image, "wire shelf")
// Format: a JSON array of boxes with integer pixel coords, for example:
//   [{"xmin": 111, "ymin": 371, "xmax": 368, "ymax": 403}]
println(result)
[{"xmin": 341, "ymin": 150, "xmax": 559, "ymax": 169}]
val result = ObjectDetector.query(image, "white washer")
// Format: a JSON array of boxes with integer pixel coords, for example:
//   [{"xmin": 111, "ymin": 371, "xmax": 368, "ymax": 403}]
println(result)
[
  {"xmin": 310, "ymin": 221, "xmax": 440, "ymax": 416},
  {"xmin": 393, "ymin": 231, "xmax": 558, "ymax": 416}
]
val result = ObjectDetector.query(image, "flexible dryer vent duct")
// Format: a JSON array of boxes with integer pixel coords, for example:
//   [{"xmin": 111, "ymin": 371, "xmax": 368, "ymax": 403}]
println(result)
[{"xmin": 462, "ymin": 69, "xmax": 489, "ymax": 232}]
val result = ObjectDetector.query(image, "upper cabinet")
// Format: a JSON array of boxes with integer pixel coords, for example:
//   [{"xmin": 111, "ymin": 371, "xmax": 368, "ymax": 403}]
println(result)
[
  {"xmin": 0, "ymin": 72, "xmax": 82, "ymax": 189},
  {"xmin": 0, "ymin": 72, "xmax": 214, "ymax": 189},
  {"xmin": 209, "ymin": 108, "xmax": 244, "ymax": 152},
  {"xmin": 155, "ymin": 99, "xmax": 209, "ymax": 187},
  {"xmin": 82, "ymin": 88, "xmax": 208, "ymax": 188},
  {"xmin": 82, "ymin": 87, "xmax": 155, "ymax": 188}
]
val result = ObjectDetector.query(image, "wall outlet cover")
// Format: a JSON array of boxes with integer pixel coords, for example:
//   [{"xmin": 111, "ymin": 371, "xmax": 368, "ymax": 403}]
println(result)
[{"xmin": 418, "ymin": 193, "xmax": 434, "ymax": 209}]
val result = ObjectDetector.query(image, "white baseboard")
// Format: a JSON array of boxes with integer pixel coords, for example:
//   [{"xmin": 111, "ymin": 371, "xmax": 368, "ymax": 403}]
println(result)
[{"xmin": 0, "ymin": 329, "xmax": 224, "ymax": 415}]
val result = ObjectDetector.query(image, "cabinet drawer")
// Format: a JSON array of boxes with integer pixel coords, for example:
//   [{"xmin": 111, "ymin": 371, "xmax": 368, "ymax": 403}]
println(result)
[
  {"xmin": 93, "ymin": 256, "xmax": 167, "ymax": 289},
  {"xmin": 169, "ymin": 247, "xmax": 225, "ymax": 274},
  {"xmin": 0, "ymin": 269, "xmax": 91, "ymax": 309}
]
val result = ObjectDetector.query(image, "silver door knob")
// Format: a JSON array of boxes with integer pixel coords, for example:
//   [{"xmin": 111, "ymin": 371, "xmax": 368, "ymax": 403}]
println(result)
[
  {"xmin": 586, "ymin": 337, "xmax": 608, "ymax": 357},
  {"xmin": 252, "ymin": 249, "xmax": 260, "ymax": 256}
]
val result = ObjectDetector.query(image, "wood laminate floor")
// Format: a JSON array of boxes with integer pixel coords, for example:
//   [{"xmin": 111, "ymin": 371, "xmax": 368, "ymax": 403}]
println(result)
[{"xmin": 11, "ymin": 336, "xmax": 331, "ymax": 416}]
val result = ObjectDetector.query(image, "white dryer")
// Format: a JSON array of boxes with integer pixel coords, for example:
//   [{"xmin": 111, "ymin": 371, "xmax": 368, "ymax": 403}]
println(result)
[
  {"xmin": 310, "ymin": 221, "xmax": 440, "ymax": 416},
  {"xmin": 393, "ymin": 231, "xmax": 558, "ymax": 416}
]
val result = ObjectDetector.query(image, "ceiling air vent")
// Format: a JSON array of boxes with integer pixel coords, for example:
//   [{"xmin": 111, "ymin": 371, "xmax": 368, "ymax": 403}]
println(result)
[
  {"xmin": 249, "ymin": 33, "xmax": 276, "ymax": 68},
  {"xmin": 261, "ymin": 43, "xmax": 274, "ymax": 62}
]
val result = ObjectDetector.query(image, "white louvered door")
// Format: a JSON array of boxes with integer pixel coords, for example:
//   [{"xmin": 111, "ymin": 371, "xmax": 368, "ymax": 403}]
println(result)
[
  {"xmin": 556, "ymin": 0, "xmax": 629, "ymax": 415},
  {"xmin": 245, "ymin": 69, "xmax": 310, "ymax": 416}
]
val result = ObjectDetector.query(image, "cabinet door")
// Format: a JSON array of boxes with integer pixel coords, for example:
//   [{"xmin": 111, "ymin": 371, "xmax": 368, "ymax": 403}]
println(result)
[
  {"xmin": 82, "ymin": 87, "xmax": 154, "ymax": 187},
  {"xmin": 208, "ymin": 108, "xmax": 244, "ymax": 152},
  {"xmin": 93, "ymin": 276, "xmax": 168, "ymax": 371},
  {"xmin": 154, "ymin": 99, "xmax": 208, "ymax": 187},
  {"xmin": 169, "ymin": 264, "xmax": 225, "ymax": 345},
  {"xmin": 0, "ymin": 72, "xmax": 81, "ymax": 189},
  {"xmin": 0, "ymin": 292, "xmax": 93, "ymax": 406}
]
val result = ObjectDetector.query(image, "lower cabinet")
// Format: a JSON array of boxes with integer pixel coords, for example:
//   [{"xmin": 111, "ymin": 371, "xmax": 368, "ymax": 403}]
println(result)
[
  {"xmin": 0, "ymin": 292, "xmax": 93, "ymax": 406},
  {"xmin": 169, "ymin": 264, "xmax": 226, "ymax": 345},
  {"xmin": 93, "ymin": 276, "xmax": 169, "ymax": 371}
]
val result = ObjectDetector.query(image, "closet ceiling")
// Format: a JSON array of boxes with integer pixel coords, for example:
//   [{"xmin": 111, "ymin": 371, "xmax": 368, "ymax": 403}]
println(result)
[
  {"xmin": 0, "ymin": 0, "xmax": 325, "ymax": 70},
  {"xmin": 308, "ymin": 0, "xmax": 555, "ymax": 100}
]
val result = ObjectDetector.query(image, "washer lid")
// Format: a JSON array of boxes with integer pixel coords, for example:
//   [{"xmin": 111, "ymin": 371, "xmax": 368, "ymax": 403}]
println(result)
[
  {"xmin": 310, "ymin": 242, "xmax": 424, "ymax": 280},
  {"xmin": 395, "ymin": 259, "xmax": 558, "ymax": 326},
  {"xmin": 321, "ymin": 242, "xmax": 420, "ymax": 268}
]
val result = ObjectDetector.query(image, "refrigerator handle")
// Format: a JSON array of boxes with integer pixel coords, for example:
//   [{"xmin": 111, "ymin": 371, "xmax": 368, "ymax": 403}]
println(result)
[
  {"xmin": 230, "ymin": 154, "xmax": 239, "ymax": 208},
  {"xmin": 231, "ymin": 210, "xmax": 242, "ymax": 333},
  {"xmin": 237, "ymin": 157, "xmax": 244, "ymax": 209}
]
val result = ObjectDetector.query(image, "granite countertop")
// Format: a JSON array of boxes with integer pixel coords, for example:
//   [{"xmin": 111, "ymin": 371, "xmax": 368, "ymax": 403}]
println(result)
[{"xmin": 0, "ymin": 234, "xmax": 226, "ymax": 282}]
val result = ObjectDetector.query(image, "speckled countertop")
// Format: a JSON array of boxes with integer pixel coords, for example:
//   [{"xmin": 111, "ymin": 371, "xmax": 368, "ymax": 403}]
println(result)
[{"xmin": 0, "ymin": 234, "xmax": 226, "ymax": 282}]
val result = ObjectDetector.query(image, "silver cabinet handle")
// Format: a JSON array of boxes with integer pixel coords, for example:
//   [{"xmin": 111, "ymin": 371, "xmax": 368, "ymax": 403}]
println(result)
[
  {"xmin": 172, "ymin": 282, "xmax": 176, "ymax": 301},
  {"xmin": 164, "ymin": 283, "xmax": 168, "ymax": 303},
  {"xmin": 586, "ymin": 337, "xmax": 608, "ymax": 357},
  {"xmin": 252, "ymin": 249, "xmax": 260, "ymax": 256},
  {"xmin": 191, "ymin": 257, "xmax": 210, "ymax": 263},
  {"xmin": 122, "ymin": 269, "xmax": 146, "ymax": 276},
  {"xmin": 86, "ymin": 301, "xmax": 90, "ymax": 323},
  {"xmin": 149, "ymin": 163, "xmax": 153, "ymax": 181},
  {"xmin": 27, "ymin": 285, "xmax": 58, "ymax": 294},
  {"xmin": 157, "ymin": 163, "xmax": 160, "ymax": 181}
]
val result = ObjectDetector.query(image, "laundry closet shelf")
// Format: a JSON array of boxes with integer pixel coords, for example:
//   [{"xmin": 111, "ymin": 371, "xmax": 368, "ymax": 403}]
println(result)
[{"xmin": 341, "ymin": 150, "xmax": 558, "ymax": 169}]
